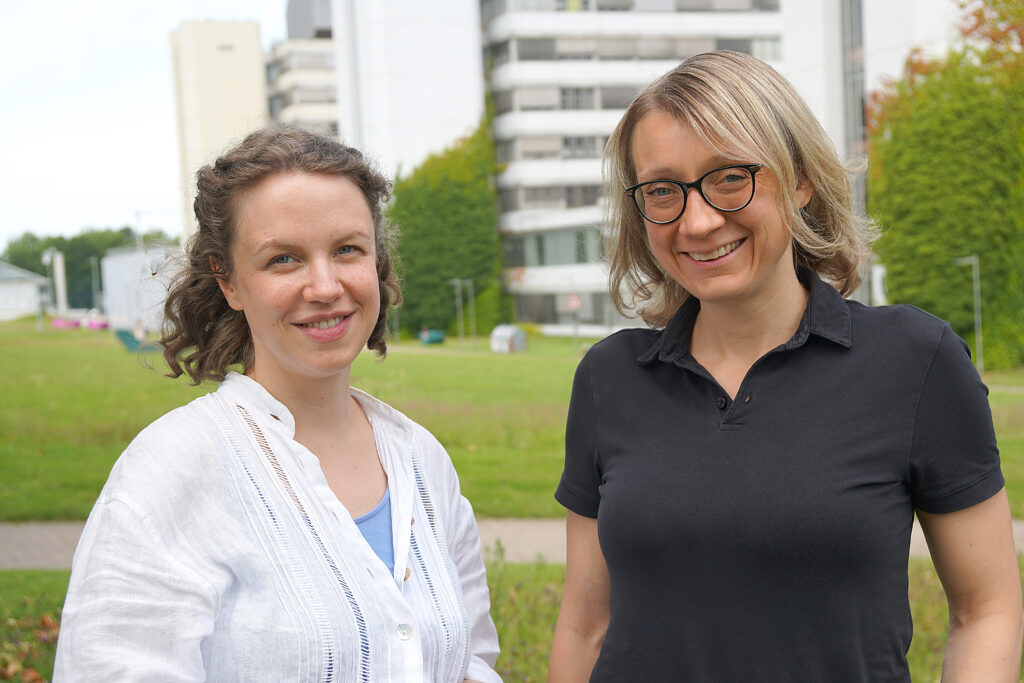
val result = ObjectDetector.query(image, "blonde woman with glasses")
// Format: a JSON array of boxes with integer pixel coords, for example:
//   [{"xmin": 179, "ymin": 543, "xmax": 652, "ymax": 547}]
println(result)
[{"xmin": 550, "ymin": 51, "xmax": 1022, "ymax": 682}]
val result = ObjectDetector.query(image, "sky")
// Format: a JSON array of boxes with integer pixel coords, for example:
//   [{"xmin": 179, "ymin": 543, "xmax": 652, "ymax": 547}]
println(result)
[{"xmin": 0, "ymin": 0, "xmax": 287, "ymax": 250}]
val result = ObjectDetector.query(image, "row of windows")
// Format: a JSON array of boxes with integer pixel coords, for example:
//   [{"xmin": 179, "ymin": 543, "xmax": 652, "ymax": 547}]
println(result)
[
  {"xmin": 268, "ymin": 86, "xmax": 337, "ymax": 117},
  {"xmin": 494, "ymin": 85, "xmax": 639, "ymax": 114},
  {"xmin": 489, "ymin": 36, "xmax": 779, "ymax": 66},
  {"xmin": 266, "ymin": 49, "xmax": 334, "ymax": 83},
  {"xmin": 513, "ymin": 291, "xmax": 633, "ymax": 327},
  {"xmin": 504, "ymin": 227, "xmax": 604, "ymax": 267},
  {"xmin": 497, "ymin": 135, "xmax": 608, "ymax": 162},
  {"xmin": 482, "ymin": 0, "xmax": 779, "ymax": 23},
  {"xmin": 500, "ymin": 184, "xmax": 603, "ymax": 212}
]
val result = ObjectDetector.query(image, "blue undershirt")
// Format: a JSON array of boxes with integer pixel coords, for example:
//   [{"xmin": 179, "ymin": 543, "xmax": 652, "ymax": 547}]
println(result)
[{"xmin": 353, "ymin": 486, "xmax": 394, "ymax": 574}]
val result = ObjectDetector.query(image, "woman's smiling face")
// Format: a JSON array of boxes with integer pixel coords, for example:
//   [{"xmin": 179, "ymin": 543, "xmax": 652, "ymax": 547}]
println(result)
[
  {"xmin": 217, "ymin": 171, "xmax": 380, "ymax": 392},
  {"xmin": 631, "ymin": 109, "xmax": 811, "ymax": 308}
]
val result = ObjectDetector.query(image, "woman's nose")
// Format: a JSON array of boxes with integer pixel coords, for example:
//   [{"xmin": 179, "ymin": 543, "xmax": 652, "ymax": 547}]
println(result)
[
  {"xmin": 303, "ymin": 260, "xmax": 344, "ymax": 302},
  {"xmin": 677, "ymin": 187, "xmax": 725, "ymax": 238}
]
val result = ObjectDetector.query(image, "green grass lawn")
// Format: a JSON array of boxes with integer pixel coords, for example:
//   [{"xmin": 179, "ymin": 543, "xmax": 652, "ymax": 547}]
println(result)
[
  {"xmin": 2, "ymin": 317, "xmax": 1024, "ymax": 519},
  {"xmin": 3, "ymin": 557, "xmax": 1022, "ymax": 682}
]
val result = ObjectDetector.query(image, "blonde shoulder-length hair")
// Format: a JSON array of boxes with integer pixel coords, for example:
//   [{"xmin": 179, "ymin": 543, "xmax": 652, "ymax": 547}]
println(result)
[{"xmin": 606, "ymin": 50, "xmax": 877, "ymax": 327}]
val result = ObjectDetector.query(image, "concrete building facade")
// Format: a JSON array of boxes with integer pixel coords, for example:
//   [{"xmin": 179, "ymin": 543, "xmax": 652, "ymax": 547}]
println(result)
[
  {"xmin": 267, "ymin": 0, "xmax": 338, "ymax": 137},
  {"xmin": 170, "ymin": 21, "xmax": 269, "ymax": 242},
  {"xmin": 331, "ymin": 0, "xmax": 486, "ymax": 179}
]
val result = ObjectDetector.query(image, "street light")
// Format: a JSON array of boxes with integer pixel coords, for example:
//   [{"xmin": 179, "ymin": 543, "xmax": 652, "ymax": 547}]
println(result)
[
  {"xmin": 953, "ymin": 254, "xmax": 983, "ymax": 375},
  {"xmin": 448, "ymin": 278, "xmax": 478, "ymax": 347}
]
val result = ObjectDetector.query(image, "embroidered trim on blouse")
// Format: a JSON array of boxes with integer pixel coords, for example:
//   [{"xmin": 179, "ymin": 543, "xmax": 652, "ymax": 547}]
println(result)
[{"xmin": 236, "ymin": 404, "xmax": 372, "ymax": 683}]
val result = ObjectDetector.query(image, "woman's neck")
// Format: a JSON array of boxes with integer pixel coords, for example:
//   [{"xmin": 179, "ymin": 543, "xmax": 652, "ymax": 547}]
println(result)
[
  {"xmin": 246, "ymin": 364, "xmax": 359, "ymax": 440},
  {"xmin": 689, "ymin": 273, "xmax": 809, "ymax": 391}
]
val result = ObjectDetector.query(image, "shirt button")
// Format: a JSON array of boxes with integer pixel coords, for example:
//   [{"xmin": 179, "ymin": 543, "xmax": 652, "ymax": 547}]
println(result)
[
  {"xmin": 716, "ymin": 397, "xmax": 727, "ymax": 409},
  {"xmin": 396, "ymin": 623, "xmax": 413, "ymax": 640}
]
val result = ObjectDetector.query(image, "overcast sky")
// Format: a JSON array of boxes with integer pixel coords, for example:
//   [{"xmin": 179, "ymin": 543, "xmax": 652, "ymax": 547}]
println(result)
[{"xmin": 0, "ymin": 0, "xmax": 287, "ymax": 250}]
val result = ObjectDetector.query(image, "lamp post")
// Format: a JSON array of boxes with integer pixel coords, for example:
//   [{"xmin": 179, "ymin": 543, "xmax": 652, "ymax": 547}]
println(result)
[
  {"xmin": 449, "ymin": 278, "xmax": 465, "ymax": 345},
  {"xmin": 953, "ymin": 254, "xmax": 983, "ymax": 375},
  {"xmin": 448, "ymin": 278, "xmax": 478, "ymax": 347}
]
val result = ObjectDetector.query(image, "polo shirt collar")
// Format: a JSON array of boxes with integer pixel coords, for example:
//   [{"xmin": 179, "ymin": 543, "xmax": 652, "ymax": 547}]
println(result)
[{"xmin": 637, "ymin": 268, "xmax": 852, "ymax": 365}]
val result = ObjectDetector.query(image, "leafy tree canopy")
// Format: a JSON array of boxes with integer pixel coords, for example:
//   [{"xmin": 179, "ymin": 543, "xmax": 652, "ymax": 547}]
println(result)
[
  {"xmin": 867, "ymin": 0, "xmax": 1024, "ymax": 368},
  {"xmin": 2, "ymin": 227, "xmax": 175, "ymax": 310},
  {"xmin": 387, "ymin": 109, "xmax": 511, "ymax": 336}
]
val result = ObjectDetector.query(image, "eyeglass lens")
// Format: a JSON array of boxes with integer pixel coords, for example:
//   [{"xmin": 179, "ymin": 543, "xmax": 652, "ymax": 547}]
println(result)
[{"xmin": 635, "ymin": 166, "xmax": 755, "ymax": 223}]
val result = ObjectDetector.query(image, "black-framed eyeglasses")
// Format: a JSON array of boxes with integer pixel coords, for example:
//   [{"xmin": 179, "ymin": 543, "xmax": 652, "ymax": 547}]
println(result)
[{"xmin": 624, "ymin": 163, "xmax": 762, "ymax": 225}]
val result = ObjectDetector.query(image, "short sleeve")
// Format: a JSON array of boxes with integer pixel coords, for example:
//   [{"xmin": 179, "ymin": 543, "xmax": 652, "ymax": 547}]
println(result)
[
  {"xmin": 909, "ymin": 324, "xmax": 1004, "ymax": 513},
  {"xmin": 555, "ymin": 353, "xmax": 602, "ymax": 518}
]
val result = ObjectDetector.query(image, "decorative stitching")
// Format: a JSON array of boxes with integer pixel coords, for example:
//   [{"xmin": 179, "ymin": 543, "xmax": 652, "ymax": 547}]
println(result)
[
  {"xmin": 211, "ymin": 403, "xmax": 335, "ymax": 682},
  {"xmin": 237, "ymin": 405, "xmax": 371, "ymax": 683}
]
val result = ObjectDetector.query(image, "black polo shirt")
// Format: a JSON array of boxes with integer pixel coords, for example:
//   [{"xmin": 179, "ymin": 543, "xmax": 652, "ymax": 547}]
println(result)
[{"xmin": 555, "ymin": 270, "xmax": 1004, "ymax": 682}]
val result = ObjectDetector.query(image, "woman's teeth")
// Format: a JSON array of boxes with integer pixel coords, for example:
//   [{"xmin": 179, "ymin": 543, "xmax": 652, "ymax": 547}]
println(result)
[
  {"xmin": 301, "ymin": 316, "xmax": 343, "ymax": 329},
  {"xmin": 689, "ymin": 239, "xmax": 743, "ymax": 262}
]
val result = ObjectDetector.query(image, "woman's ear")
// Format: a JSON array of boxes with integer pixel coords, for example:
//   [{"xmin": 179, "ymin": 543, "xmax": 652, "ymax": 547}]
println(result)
[
  {"xmin": 211, "ymin": 257, "xmax": 244, "ymax": 312},
  {"xmin": 795, "ymin": 177, "xmax": 814, "ymax": 209}
]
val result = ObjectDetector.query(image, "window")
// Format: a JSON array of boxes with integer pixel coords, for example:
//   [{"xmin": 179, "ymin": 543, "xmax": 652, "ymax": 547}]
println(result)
[
  {"xmin": 596, "ymin": 38, "xmax": 635, "ymax": 59},
  {"xmin": 524, "ymin": 187, "xmax": 564, "ymax": 210},
  {"xmin": 600, "ymin": 86, "xmax": 638, "ymax": 110},
  {"xmin": 489, "ymin": 40, "xmax": 511, "ymax": 67},
  {"xmin": 675, "ymin": 37, "xmax": 715, "ymax": 58},
  {"xmin": 565, "ymin": 185, "xmax": 601, "ymax": 207},
  {"xmin": 518, "ymin": 38, "xmax": 557, "ymax": 60},
  {"xmin": 752, "ymin": 37, "xmax": 782, "ymax": 61},
  {"xmin": 711, "ymin": 0, "xmax": 753, "ymax": 9},
  {"xmin": 556, "ymin": 38, "xmax": 597, "ymax": 60},
  {"xmin": 521, "ymin": 87, "xmax": 560, "ymax": 110},
  {"xmin": 494, "ymin": 90, "xmax": 514, "ymax": 115},
  {"xmin": 637, "ymin": 38, "xmax": 675, "ymax": 59},
  {"xmin": 716, "ymin": 38, "xmax": 752, "ymax": 54},
  {"xmin": 499, "ymin": 189, "xmax": 520, "ymax": 213},
  {"xmin": 520, "ymin": 136, "xmax": 563, "ymax": 159},
  {"xmin": 496, "ymin": 139, "xmax": 515, "ymax": 163},
  {"xmin": 563, "ymin": 136, "xmax": 600, "ymax": 159},
  {"xmin": 560, "ymin": 87, "xmax": 595, "ymax": 110}
]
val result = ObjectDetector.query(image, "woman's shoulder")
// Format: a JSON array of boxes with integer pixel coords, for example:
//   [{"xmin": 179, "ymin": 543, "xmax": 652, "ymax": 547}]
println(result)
[
  {"xmin": 101, "ymin": 392, "xmax": 230, "ymax": 508},
  {"xmin": 846, "ymin": 300, "xmax": 958, "ymax": 352},
  {"xmin": 582, "ymin": 326, "xmax": 662, "ymax": 368}
]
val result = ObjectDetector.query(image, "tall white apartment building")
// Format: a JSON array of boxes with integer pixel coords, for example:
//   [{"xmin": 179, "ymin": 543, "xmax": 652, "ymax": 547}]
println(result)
[
  {"xmin": 482, "ymin": 0, "xmax": 872, "ymax": 333},
  {"xmin": 331, "ymin": 0, "xmax": 485, "ymax": 179},
  {"xmin": 268, "ymin": 0, "xmax": 338, "ymax": 137},
  {"xmin": 171, "ymin": 21, "xmax": 269, "ymax": 242}
]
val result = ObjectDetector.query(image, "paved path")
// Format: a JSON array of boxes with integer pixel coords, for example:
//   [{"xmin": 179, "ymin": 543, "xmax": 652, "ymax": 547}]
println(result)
[{"xmin": 3, "ymin": 518, "xmax": 1024, "ymax": 570}]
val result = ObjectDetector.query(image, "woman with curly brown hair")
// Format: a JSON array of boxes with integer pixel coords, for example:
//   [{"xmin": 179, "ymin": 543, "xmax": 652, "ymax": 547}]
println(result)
[
  {"xmin": 549, "ymin": 51, "xmax": 1022, "ymax": 681},
  {"xmin": 55, "ymin": 127, "xmax": 501, "ymax": 683}
]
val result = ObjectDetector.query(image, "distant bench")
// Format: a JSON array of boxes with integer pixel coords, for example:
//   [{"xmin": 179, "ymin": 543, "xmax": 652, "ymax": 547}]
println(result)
[{"xmin": 114, "ymin": 329, "xmax": 161, "ymax": 353}]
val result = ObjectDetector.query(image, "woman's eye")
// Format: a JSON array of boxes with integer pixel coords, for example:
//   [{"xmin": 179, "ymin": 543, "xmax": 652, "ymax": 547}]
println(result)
[
  {"xmin": 644, "ymin": 184, "xmax": 678, "ymax": 198},
  {"xmin": 268, "ymin": 254, "xmax": 295, "ymax": 266},
  {"xmin": 336, "ymin": 245, "xmax": 357, "ymax": 256}
]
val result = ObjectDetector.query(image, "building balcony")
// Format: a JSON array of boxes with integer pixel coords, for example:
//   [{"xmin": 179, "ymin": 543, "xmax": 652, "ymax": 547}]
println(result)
[
  {"xmin": 497, "ymin": 158, "xmax": 602, "ymax": 188},
  {"xmin": 494, "ymin": 109, "xmax": 624, "ymax": 137},
  {"xmin": 486, "ymin": 9, "xmax": 782, "ymax": 42},
  {"xmin": 500, "ymin": 204, "xmax": 604, "ymax": 233},
  {"xmin": 504, "ymin": 262, "xmax": 608, "ymax": 295},
  {"xmin": 490, "ymin": 59, "xmax": 680, "ymax": 90}
]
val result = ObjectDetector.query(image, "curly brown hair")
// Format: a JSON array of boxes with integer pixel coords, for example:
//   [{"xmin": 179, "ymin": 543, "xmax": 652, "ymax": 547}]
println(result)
[{"xmin": 161, "ymin": 126, "xmax": 401, "ymax": 384}]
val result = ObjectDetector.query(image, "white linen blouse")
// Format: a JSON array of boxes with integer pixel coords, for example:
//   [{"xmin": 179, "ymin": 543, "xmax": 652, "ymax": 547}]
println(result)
[{"xmin": 55, "ymin": 373, "xmax": 502, "ymax": 682}]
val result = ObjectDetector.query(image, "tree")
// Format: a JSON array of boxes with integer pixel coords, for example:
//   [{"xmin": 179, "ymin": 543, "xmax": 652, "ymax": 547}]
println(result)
[
  {"xmin": 2, "ymin": 227, "xmax": 175, "ymax": 310},
  {"xmin": 387, "ymin": 110, "xmax": 511, "ymax": 336},
  {"xmin": 867, "ymin": 0, "xmax": 1024, "ymax": 368}
]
